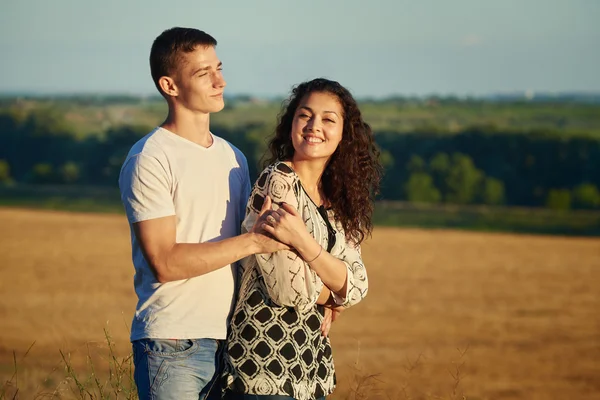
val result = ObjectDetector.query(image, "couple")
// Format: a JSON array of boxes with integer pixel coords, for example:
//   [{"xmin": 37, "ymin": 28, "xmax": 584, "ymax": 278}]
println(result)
[{"xmin": 118, "ymin": 27, "xmax": 382, "ymax": 400}]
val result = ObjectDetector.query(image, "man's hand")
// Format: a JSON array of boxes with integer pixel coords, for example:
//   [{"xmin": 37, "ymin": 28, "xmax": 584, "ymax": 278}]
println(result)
[{"xmin": 250, "ymin": 195, "xmax": 290, "ymax": 254}]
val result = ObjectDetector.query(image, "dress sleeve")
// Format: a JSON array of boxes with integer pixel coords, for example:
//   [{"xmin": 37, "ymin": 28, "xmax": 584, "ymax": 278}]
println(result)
[
  {"xmin": 330, "ymin": 236, "xmax": 369, "ymax": 309},
  {"xmin": 242, "ymin": 163, "xmax": 324, "ymax": 309}
]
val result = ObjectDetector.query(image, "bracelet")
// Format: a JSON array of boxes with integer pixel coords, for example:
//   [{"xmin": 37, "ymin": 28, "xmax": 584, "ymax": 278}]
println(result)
[{"xmin": 305, "ymin": 246, "xmax": 323, "ymax": 263}]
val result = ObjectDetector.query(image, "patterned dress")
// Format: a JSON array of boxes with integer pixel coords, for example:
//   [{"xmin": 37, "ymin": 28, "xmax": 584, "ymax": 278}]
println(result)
[{"xmin": 223, "ymin": 162, "xmax": 369, "ymax": 400}]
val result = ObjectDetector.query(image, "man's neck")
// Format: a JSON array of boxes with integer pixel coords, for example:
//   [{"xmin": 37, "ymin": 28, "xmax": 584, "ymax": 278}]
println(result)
[{"xmin": 161, "ymin": 107, "xmax": 213, "ymax": 148}]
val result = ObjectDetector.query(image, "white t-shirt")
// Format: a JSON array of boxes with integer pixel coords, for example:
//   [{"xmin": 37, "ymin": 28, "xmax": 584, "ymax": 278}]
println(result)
[{"xmin": 118, "ymin": 127, "xmax": 251, "ymax": 341}]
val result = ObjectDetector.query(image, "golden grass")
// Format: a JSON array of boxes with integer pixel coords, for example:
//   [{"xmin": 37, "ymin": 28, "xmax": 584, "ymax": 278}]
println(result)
[{"xmin": 1, "ymin": 207, "xmax": 599, "ymax": 399}]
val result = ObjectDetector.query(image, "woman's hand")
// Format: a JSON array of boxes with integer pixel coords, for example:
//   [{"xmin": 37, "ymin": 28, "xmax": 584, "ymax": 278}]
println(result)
[{"xmin": 261, "ymin": 202, "xmax": 312, "ymax": 249}]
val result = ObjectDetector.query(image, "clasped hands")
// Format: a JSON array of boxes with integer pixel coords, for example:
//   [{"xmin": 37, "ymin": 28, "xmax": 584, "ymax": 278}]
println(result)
[
  {"xmin": 258, "ymin": 199, "xmax": 308, "ymax": 249},
  {"xmin": 250, "ymin": 195, "xmax": 310, "ymax": 259}
]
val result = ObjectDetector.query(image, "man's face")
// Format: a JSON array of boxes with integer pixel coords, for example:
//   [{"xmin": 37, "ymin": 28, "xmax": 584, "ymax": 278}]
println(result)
[{"xmin": 171, "ymin": 45, "xmax": 226, "ymax": 114}]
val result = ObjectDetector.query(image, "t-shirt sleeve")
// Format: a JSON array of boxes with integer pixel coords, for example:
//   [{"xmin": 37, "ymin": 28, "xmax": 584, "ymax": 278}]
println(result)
[
  {"xmin": 242, "ymin": 164, "xmax": 324, "ymax": 310},
  {"xmin": 119, "ymin": 153, "xmax": 175, "ymax": 224},
  {"xmin": 241, "ymin": 163, "xmax": 252, "ymax": 226},
  {"xmin": 234, "ymin": 157, "xmax": 253, "ymax": 286}
]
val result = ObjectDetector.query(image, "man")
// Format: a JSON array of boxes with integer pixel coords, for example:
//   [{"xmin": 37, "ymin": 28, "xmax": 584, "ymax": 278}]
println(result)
[{"xmin": 118, "ymin": 27, "xmax": 286, "ymax": 400}]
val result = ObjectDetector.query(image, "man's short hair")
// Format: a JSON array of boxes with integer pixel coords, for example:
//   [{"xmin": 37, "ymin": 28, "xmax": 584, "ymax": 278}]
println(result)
[{"xmin": 150, "ymin": 27, "xmax": 217, "ymax": 95}]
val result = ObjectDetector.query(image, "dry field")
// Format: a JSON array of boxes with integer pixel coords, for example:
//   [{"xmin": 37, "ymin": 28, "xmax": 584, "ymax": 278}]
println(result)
[{"xmin": 1, "ymin": 207, "xmax": 599, "ymax": 399}]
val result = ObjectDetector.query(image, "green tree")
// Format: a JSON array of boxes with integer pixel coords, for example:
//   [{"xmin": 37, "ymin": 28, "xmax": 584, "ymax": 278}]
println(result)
[
  {"xmin": 379, "ymin": 150, "xmax": 395, "ymax": 170},
  {"xmin": 87, "ymin": 125, "xmax": 149, "ymax": 185},
  {"xmin": 546, "ymin": 189, "xmax": 572, "ymax": 210},
  {"xmin": 481, "ymin": 177, "xmax": 506, "ymax": 205},
  {"xmin": 572, "ymin": 183, "xmax": 600, "ymax": 209},
  {"xmin": 406, "ymin": 155, "xmax": 425, "ymax": 173},
  {"xmin": 60, "ymin": 162, "xmax": 81, "ymax": 184},
  {"xmin": 445, "ymin": 153, "xmax": 483, "ymax": 204},
  {"xmin": 404, "ymin": 172, "xmax": 441, "ymax": 203},
  {"xmin": 429, "ymin": 152, "xmax": 451, "ymax": 199},
  {"xmin": 31, "ymin": 163, "xmax": 54, "ymax": 184},
  {"xmin": 0, "ymin": 160, "xmax": 11, "ymax": 184}
]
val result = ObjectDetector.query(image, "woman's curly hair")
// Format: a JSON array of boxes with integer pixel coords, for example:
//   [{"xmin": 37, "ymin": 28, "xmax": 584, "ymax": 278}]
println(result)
[{"xmin": 264, "ymin": 78, "xmax": 383, "ymax": 245}]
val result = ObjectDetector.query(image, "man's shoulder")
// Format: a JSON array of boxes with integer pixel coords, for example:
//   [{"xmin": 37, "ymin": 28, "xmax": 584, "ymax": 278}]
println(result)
[
  {"xmin": 122, "ymin": 128, "xmax": 179, "ymax": 171},
  {"xmin": 126, "ymin": 127, "xmax": 168, "ymax": 158},
  {"xmin": 119, "ymin": 128, "xmax": 173, "ymax": 181},
  {"xmin": 212, "ymin": 134, "xmax": 248, "ymax": 166}
]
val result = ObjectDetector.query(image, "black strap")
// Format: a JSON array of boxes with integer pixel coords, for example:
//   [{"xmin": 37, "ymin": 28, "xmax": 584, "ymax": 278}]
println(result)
[{"xmin": 317, "ymin": 205, "xmax": 336, "ymax": 253}]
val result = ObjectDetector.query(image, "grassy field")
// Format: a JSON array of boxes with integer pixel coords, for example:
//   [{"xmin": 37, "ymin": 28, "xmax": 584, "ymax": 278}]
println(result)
[
  {"xmin": 2, "ymin": 184, "xmax": 600, "ymax": 237},
  {"xmin": 1, "ymin": 208, "xmax": 599, "ymax": 399}
]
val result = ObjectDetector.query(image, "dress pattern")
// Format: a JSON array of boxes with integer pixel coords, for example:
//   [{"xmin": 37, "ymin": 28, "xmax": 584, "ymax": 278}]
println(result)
[{"xmin": 223, "ymin": 162, "xmax": 369, "ymax": 400}]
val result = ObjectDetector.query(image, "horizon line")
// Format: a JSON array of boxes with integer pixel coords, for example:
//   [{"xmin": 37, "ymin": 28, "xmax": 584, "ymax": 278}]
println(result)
[{"xmin": 2, "ymin": 89, "xmax": 600, "ymax": 102}]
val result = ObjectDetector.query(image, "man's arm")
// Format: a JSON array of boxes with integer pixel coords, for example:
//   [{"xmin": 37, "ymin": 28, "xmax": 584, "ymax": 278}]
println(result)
[{"xmin": 135, "ymin": 196, "xmax": 286, "ymax": 283}]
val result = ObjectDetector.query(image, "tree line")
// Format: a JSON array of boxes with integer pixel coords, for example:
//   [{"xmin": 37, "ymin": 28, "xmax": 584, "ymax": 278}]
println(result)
[
  {"xmin": 376, "ymin": 128, "xmax": 600, "ymax": 209},
  {"xmin": 1, "ymin": 109, "xmax": 599, "ymax": 210}
]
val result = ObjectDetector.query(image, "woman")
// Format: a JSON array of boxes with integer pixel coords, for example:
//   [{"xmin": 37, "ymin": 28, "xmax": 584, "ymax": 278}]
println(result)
[{"xmin": 223, "ymin": 78, "xmax": 382, "ymax": 400}]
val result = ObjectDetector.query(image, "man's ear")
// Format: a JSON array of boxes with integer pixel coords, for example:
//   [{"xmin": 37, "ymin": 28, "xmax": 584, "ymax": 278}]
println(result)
[{"xmin": 158, "ymin": 76, "xmax": 178, "ymax": 97}]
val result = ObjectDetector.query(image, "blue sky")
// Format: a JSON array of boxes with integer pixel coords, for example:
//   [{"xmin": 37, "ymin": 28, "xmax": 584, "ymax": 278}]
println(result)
[{"xmin": 1, "ymin": 0, "xmax": 599, "ymax": 98}]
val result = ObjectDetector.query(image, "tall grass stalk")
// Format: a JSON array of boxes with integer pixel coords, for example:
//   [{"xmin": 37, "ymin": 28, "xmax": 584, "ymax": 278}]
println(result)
[
  {"xmin": 0, "ymin": 341, "xmax": 35, "ymax": 400},
  {"xmin": 58, "ymin": 328, "xmax": 136, "ymax": 400}
]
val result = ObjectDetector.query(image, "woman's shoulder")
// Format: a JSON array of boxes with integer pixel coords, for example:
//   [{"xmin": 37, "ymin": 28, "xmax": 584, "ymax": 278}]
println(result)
[
  {"xmin": 252, "ymin": 161, "xmax": 301, "ymax": 206},
  {"xmin": 257, "ymin": 161, "xmax": 298, "ymax": 183},
  {"xmin": 268, "ymin": 160, "xmax": 296, "ymax": 176}
]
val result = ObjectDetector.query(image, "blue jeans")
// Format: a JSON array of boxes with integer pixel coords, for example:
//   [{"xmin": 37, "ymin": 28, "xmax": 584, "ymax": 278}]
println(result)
[{"xmin": 132, "ymin": 338, "xmax": 222, "ymax": 400}]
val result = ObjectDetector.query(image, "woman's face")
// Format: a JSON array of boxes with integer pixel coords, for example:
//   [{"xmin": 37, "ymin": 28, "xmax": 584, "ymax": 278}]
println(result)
[{"xmin": 290, "ymin": 91, "xmax": 344, "ymax": 163}]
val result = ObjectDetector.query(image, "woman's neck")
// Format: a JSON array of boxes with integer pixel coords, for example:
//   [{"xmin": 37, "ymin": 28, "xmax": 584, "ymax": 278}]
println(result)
[{"xmin": 288, "ymin": 158, "xmax": 328, "ymax": 206}]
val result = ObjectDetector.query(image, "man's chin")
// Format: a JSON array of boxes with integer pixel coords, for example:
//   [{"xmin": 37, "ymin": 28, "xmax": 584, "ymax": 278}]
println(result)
[{"xmin": 207, "ymin": 100, "xmax": 225, "ymax": 113}]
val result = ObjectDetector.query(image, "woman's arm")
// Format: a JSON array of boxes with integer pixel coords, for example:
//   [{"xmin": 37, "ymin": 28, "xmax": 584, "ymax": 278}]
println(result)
[
  {"xmin": 264, "ymin": 202, "xmax": 368, "ymax": 309},
  {"xmin": 316, "ymin": 286, "xmax": 333, "ymax": 305},
  {"xmin": 264, "ymin": 203, "xmax": 348, "ymax": 293},
  {"xmin": 331, "ymin": 242, "xmax": 369, "ymax": 308}
]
